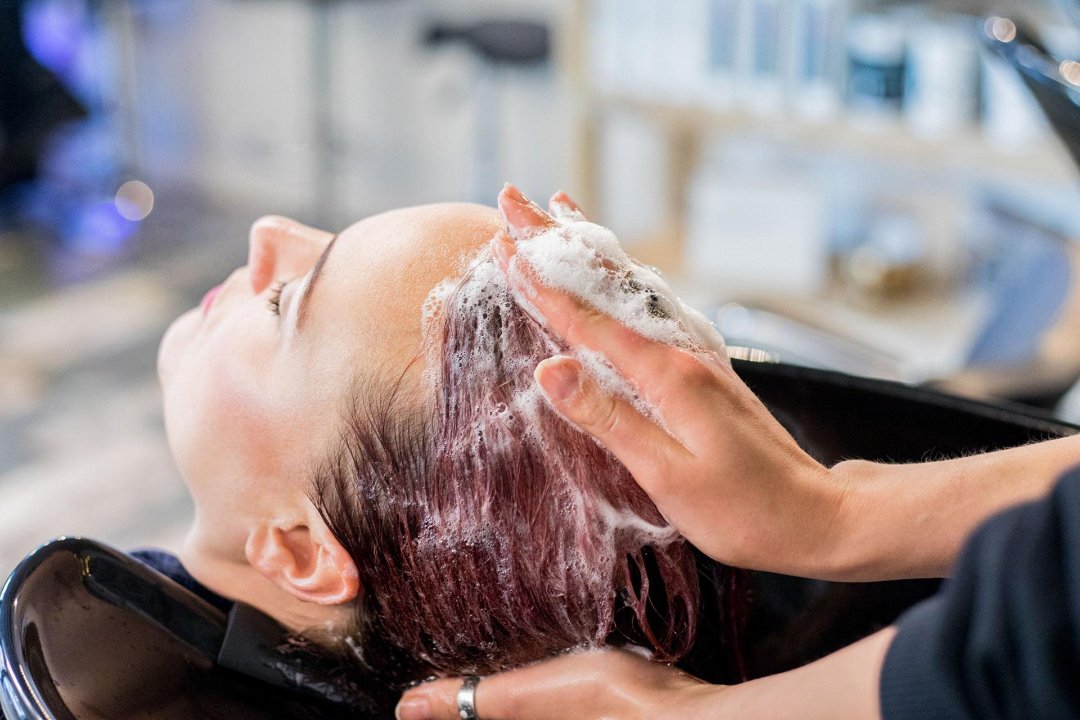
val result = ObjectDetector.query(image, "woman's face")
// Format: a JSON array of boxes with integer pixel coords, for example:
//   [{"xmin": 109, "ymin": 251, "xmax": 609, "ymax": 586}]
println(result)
[{"xmin": 157, "ymin": 203, "xmax": 501, "ymax": 564}]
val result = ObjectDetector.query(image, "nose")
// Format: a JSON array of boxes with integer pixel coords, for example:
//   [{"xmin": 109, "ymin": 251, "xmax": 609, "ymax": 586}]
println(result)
[{"xmin": 247, "ymin": 216, "xmax": 336, "ymax": 294}]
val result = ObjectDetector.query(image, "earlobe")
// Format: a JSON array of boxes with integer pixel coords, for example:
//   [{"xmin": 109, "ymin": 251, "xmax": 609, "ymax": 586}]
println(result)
[{"xmin": 245, "ymin": 523, "xmax": 360, "ymax": 606}]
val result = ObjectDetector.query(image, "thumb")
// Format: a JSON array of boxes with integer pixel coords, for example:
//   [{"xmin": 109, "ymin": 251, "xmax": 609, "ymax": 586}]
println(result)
[
  {"xmin": 534, "ymin": 356, "xmax": 672, "ymax": 473},
  {"xmin": 396, "ymin": 678, "xmax": 467, "ymax": 720}
]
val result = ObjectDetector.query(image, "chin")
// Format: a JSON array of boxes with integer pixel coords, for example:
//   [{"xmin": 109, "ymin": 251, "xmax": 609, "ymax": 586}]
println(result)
[{"xmin": 157, "ymin": 308, "xmax": 198, "ymax": 386}]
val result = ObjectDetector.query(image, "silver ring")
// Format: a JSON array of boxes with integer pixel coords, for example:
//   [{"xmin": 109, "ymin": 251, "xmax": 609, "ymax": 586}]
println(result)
[{"xmin": 456, "ymin": 675, "xmax": 481, "ymax": 720}]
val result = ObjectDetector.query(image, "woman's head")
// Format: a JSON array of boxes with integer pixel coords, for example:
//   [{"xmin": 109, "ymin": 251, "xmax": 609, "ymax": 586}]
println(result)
[
  {"xmin": 158, "ymin": 191, "xmax": 734, "ymax": 688},
  {"xmin": 158, "ymin": 203, "xmax": 503, "ymax": 627}
]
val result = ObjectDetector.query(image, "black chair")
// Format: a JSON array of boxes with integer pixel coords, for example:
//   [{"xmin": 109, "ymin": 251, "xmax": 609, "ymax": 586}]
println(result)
[{"xmin": 2, "ymin": 362, "xmax": 1076, "ymax": 717}]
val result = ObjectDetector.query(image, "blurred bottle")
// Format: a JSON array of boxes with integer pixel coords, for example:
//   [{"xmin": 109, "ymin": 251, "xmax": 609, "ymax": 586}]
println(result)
[
  {"xmin": 655, "ymin": 0, "xmax": 711, "ymax": 105},
  {"xmin": 736, "ymin": 0, "xmax": 791, "ymax": 116},
  {"xmin": 597, "ymin": 109, "xmax": 669, "ymax": 246},
  {"xmin": 839, "ymin": 211, "xmax": 926, "ymax": 300},
  {"xmin": 703, "ymin": 0, "xmax": 740, "ymax": 108},
  {"xmin": 685, "ymin": 137, "xmax": 829, "ymax": 296},
  {"xmin": 624, "ymin": 0, "xmax": 662, "ymax": 98},
  {"xmin": 587, "ymin": 0, "xmax": 621, "ymax": 92},
  {"xmin": 788, "ymin": 0, "xmax": 848, "ymax": 122},
  {"xmin": 981, "ymin": 51, "xmax": 1051, "ymax": 151},
  {"xmin": 845, "ymin": 13, "xmax": 906, "ymax": 127},
  {"xmin": 903, "ymin": 17, "xmax": 979, "ymax": 139}
]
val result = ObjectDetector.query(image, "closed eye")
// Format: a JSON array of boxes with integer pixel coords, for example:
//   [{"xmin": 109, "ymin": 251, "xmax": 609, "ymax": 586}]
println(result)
[{"xmin": 267, "ymin": 280, "xmax": 287, "ymax": 316}]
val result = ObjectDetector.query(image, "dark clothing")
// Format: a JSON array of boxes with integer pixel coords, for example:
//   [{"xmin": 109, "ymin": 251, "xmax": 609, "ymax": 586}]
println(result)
[
  {"xmin": 128, "ymin": 548, "xmax": 233, "ymax": 613},
  {"xmin": 881, "ymin": 469, "xmax": 1080, "ymax": 719}
]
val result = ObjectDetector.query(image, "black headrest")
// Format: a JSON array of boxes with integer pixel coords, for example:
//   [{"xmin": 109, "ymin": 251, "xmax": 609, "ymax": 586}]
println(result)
[{"xmin": 0, "ymin": 538, "xmax": 357, "ymax": 719}]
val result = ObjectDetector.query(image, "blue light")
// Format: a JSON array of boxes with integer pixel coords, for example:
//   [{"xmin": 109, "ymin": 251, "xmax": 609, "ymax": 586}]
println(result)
[
  {"xmin": 66, "ymin": 200, "xmax": 139, "ymax": 255},
  {"xmin": 22, "ymin": 0, "xmax": 85, "ymax": 82}
]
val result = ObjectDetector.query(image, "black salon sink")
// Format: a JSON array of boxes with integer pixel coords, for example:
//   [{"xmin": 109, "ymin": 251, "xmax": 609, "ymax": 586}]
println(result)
[{"xmin": 719, "ymin": 360, "xmax": 1076, "ymax": 681}]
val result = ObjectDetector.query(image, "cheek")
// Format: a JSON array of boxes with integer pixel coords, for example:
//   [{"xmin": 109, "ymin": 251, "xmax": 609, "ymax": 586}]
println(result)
[
  {"xmin": 161, "ymin": 322, "xmax": 288, "ymax": 502},
  {"xmin": 158, "ymin": 308, "xmax": 199, "ymax": 386}
]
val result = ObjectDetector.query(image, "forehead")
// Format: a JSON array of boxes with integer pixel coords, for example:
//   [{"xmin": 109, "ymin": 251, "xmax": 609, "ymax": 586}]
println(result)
[
  {"xmin": 341, "ymin": 202, "xmax": 501, "ymax": 267},
  {"xmin": 308, "ymin": 202, "xmax": 501, "ymax": 374}
]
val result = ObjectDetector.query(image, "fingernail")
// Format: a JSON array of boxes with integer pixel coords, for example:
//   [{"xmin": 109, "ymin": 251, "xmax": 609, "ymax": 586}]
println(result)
[
  {"xmin": 490, "ymin": 233, "xmax": 516, "ymax": 270},
  {"xmin": 395, "ymin": 697, "xmax": 431, "ymax": 720},
  {"xmin": 502, "ymin": 182, "xmax": 531, "ymax": 207},
  {"xmin": 536, "ymin": 358, "xmax": 581, "ymax": 404}
]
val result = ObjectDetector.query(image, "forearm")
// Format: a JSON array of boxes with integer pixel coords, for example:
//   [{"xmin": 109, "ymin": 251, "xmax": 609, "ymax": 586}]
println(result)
[
  {"xmin": 682, "ymin": 628, "xmax": 895, "ymax": 720},
  {"xmin": 826, "ymin": 434, "xmax": 1080, "ymax": 581}
]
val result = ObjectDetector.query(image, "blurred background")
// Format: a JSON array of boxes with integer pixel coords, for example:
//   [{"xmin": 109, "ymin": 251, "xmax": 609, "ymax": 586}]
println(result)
[{"xmin": 1, "ymin": 0, "xmax": 1080, "ymax": 574}]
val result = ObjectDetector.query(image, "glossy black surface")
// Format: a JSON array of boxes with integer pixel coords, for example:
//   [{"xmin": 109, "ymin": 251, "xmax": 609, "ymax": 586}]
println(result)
[
  {"xmin": 0, "ymin": 539, "xmax": 353, "ymax": 719},
  {"xmin": 731, "ymin": 360, "xmax": 1075, "ymax": 677}
]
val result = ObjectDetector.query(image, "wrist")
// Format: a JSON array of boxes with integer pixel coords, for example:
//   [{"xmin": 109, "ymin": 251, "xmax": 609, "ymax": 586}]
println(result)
[
  {"xmin": 663, "ymin": 682, "xmax": 730, "ymax": 720},
  {"xmin": 813, "ymin": 459, "xmax": 880, "ymax": 582},
  {"xmin": 749, "ymin": 455, "xmax": 859, "ymax": 581}
]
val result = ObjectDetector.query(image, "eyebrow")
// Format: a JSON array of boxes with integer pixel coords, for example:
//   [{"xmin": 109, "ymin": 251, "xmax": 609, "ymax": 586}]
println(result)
[{"xmin": 296, "ymin": 235, "xmax": 338, "ymax": 331}]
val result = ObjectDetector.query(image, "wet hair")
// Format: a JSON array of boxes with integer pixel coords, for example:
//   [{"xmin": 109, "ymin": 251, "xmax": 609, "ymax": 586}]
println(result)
[{"xmin": 310, "ymin": 256, "xmax": 745, "ymax": 708}]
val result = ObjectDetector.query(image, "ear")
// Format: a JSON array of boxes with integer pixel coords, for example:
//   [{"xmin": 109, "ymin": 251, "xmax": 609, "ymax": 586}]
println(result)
[{"xmin": 245, "ymin": 520, "xmax": 360, "ymax": 606}]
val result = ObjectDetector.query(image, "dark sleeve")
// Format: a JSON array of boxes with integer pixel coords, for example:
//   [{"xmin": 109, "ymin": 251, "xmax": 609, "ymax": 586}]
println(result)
[{"xmin": 880, "ymin": 468, "xmax": 1080, "ymax": 720}]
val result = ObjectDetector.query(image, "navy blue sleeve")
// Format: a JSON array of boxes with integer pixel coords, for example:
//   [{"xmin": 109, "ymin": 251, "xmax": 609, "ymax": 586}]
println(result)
[{"xmin": 880, "ymin": 468, "xmax": 1080, "ymax": 719}]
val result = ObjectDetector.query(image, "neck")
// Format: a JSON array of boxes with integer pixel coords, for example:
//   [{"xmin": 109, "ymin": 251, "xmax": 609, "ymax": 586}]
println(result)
[{"xmin": 179, "ymin": 535, "xmax": 352, "ymax": 633}]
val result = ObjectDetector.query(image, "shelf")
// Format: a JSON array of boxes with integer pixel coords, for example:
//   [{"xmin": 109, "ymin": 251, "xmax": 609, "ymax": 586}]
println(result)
[{"xmin": 594, "ymin": 92, "xmax": 1079, "ymax": 185}]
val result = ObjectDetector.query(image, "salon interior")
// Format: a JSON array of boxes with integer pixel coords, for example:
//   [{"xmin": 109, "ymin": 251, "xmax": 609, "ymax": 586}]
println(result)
[{"xmin": 0, "ymin": 0, "xmax": 1079, "ymax": 713}]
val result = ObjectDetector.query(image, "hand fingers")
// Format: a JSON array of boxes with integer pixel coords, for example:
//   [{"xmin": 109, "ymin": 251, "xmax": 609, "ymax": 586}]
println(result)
[
  {"xmin": 394, "ymin": 677, "xmax": 467, "ymax": 720},
  {"xmin": 491, "ymin": 230, "xmax": 516, "ymax": 271},
  {"xmin": 395, "ymin": 650, "xmax": 663, "ymax": 720},
  {"xmin": 535, "ymin": 356, "xmax": 677, "ymax": 479},
  {"xmin": 514, "ymin": 260, "xmax": 719, "ymax": 446},
  {"xmin": 498, "ymin": 184, "xmax": 557, "ymax": 239},
  {"xmin": 493, "ymin": 232, "xmax": 695, "ymax": 495},
  {"xmin": 395, "ymin": 668, "xmax": 549, "ymax": 720},
  {"xmin": 494, "ymin": 189, "xmax": 720, "ymax": 416},
  {"xmin": 490, "ymin": 227, "xmax": 718, "ymax": 463},
  {"xmin": 492, "ymin": 188, "xmax": 732, "ymax": 472},
  {"xmin": 548, "ymin": 191, "xmax": 586, "ymax": 221}
]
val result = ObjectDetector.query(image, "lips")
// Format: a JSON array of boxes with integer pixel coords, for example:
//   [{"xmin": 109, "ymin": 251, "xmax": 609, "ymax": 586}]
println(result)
[{"xmin": 201, "ymin": 285, "xmax": 222, "ymax": 317}]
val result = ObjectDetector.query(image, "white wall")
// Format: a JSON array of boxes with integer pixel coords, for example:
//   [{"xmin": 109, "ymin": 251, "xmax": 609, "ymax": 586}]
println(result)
[{"xmin": 129, "ymin": 0, "xmax": 571, "ymax": 225}]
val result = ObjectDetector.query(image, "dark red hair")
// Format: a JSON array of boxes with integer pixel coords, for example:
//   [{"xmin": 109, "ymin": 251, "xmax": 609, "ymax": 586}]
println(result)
[{"xmin": 311, "ymin": 256, "xmax": 744, "ymax": 701}]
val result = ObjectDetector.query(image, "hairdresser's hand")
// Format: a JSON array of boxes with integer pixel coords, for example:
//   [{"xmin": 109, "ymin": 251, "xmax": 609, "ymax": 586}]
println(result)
[
  {"xmin": 494, "ymin": 185, "xmax": 852, "ymax": 580},
  {"xmin": 396, "ymin": 628, "xmax": 894, "ymax": 720},
  {"xmin": 395, "ymin": 649, "xmax": 719, "ymax": 720}
]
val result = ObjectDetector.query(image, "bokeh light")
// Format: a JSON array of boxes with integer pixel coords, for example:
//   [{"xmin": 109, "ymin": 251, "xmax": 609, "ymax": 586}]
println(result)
[
  {"xmin": 1061, "ymin": 60, "xmax": 1080, "ymax": 88},
  {"xmin": 114, "ymin": 180, "xmax": 155, "ymax": 221},
  {"xmin": 985, "ymin": 17, "xmax": 1017, "ymax": 44}
]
